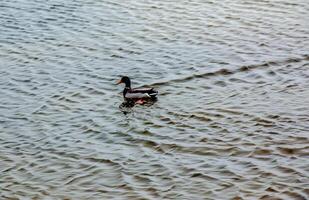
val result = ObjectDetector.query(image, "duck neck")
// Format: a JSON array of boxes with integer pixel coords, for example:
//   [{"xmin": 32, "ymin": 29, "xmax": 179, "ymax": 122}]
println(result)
[
  {"xmin": 123, "ymin": 87, "xmax": 130, "ymax": 98},
  {"xmin": 124, "ymin": 80, "xmax": 131, "ymax": 89}
]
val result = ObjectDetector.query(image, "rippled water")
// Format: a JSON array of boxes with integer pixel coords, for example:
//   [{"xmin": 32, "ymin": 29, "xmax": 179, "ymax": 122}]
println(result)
[{"xmin": 1, "ymin": 0, "xmax": 309, "ymax": 199}]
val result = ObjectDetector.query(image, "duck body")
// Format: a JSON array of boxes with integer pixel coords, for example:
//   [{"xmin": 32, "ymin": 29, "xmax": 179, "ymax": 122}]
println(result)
[
  {"xmin": 117, "ymin": 76, "xmax": 158, "ymax": 104},
  {"xmin": 123, "ymin": 87, "xmax": 158, "ymax": 99}
]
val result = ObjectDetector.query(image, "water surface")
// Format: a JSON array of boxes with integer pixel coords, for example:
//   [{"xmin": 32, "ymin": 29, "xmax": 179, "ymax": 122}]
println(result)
[{"xmin": 1, "ymin": 0, "xmax": 309, "ymax": 199}]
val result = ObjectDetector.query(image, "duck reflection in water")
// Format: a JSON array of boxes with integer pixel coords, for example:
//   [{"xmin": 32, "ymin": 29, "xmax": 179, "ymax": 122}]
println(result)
[{"xmin": 116, "ymin": 76, "xmax": 158, "ymax": 112}]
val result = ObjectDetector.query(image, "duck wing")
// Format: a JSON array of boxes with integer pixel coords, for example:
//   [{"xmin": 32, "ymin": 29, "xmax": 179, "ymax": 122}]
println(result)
[
  {"xmin": 130, "ymin": 87, "xmax": 155, "ymax": 93},
  {"xmin": 125, "ymin": 92, "xmax": 151, "ymax": 99},
  {"xmin": 125, "ymin": 87, "xmax": 158, "ymax": 99}
]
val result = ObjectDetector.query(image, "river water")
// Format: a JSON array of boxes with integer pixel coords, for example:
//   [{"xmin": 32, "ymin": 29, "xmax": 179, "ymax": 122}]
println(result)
[{"xmin": 1, "ymin": 0, "xmax": 309, "ymax": 199}]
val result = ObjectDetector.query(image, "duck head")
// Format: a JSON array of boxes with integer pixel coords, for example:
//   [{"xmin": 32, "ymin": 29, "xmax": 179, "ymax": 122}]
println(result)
[{"xmin": 116, "ymin": 76, "xmax": 131, "ymax": 88}]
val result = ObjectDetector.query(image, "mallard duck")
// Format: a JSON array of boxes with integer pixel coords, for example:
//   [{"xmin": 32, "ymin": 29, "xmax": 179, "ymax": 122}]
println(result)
[{"xmin": 116, "ymin": 76, "xmax": 158, "ymax": 104}]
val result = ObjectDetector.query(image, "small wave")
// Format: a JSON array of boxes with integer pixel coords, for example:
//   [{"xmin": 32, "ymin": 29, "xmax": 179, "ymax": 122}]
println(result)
[{"xmin": 144, "ymin": 55, "xmax": 309, "ymax": 87}]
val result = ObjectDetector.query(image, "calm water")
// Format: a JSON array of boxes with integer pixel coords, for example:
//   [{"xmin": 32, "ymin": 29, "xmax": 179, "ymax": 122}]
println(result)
[{"xmin": 1, "ymin": 0, "xmax": 309, "ymax": 199}]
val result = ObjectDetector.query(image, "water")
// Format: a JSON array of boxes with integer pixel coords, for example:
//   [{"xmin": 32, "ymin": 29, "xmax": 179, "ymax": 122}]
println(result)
[{"xmin": 1, "ymin": 0, "xmax": 309, "ymax": 199}]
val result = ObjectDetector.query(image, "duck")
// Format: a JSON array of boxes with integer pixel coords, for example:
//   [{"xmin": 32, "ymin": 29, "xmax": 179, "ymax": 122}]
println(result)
[{"xmin": 116, "ymin": 76, "xmax": 158, "ymax": 104}]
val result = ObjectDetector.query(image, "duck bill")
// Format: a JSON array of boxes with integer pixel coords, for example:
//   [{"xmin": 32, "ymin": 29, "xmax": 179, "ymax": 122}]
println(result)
[{"xmin": 116, "ymin": 79, "xmax": 122, "ymax": 85}]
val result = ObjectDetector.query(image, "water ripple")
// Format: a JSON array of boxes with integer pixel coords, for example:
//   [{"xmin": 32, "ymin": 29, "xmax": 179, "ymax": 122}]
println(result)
[{"xmin": 1, "ymin": 0, "xmax": 309, "ymax": 199}]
